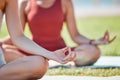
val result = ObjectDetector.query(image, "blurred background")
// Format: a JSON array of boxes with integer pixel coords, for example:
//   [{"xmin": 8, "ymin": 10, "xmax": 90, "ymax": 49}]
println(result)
[
  {"xmin": 0, "ymin": 0, "xmax": 120, "ymax": 56},
  {"xmin": 73, "ymin": 0, "xmax": 120, "ymax": 17}
]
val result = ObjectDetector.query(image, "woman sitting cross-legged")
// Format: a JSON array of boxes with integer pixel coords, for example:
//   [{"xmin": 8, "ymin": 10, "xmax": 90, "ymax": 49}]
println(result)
[{"xmin": 1, "ymin": 0, "xmax": 116, "ymax": 68}]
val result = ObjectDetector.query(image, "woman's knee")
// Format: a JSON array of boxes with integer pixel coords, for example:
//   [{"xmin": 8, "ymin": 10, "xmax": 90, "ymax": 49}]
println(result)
[
  {"xmin": 87, "ymin": 44, "xmax": 101, "ymax": 60},
  {"xmin": 27, "ymin": 56, "xmax": 48, "ymax": 79},
  {"xmin": 74, "ymin": 44, "xmax": 101, "ymax": 66},
  {"xmin": 0, "ymin": 56, "xmax": 48, "ymax": 80}
]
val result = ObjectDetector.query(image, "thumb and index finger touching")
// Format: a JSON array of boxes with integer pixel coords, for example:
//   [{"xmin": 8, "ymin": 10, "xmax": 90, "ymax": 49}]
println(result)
[{"xmin": 62, "ymin": 47, "xmax": 76, "ymax": 62}]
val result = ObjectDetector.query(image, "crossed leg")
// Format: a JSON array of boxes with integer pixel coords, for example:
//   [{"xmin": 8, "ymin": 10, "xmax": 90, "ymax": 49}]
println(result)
[
  {"xmin": 74, "ymin": 44, "xmax": 100, "ymax": 66},
  {"xmin": 0, "ymin": 46, "xmax": 48, "ymax": 80},
  {"xmin": 2, "ymin": 43, "xmax": 100, "ymax": 67}
]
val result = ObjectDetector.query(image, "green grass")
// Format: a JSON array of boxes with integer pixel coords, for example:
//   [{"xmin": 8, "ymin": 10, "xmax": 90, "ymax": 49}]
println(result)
[{"xmin": 46, "ymin": 68, "xmax": 120, "ymax": 76}]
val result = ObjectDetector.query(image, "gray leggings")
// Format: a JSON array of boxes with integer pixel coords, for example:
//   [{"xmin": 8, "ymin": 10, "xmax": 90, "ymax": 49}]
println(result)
[{"xmin": 0, "ymin": 48, "xmax": 6, "ymax": 66}]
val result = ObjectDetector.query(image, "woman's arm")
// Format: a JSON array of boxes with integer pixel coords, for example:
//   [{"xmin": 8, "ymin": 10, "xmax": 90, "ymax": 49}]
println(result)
[
  {"xmin": 64, "ymin": 0, "xmax": 90, "ymax": 45},
  {"xmin": 64, "ymin": 0, "xmax": 116, "ymax": 45},
  {"xmin": 19, "ymin": 0, "xmax": 28, "ymax": 30},
  {"xmin": 0, "ymin": 0, "xmax": 27, "ymax": 45}
]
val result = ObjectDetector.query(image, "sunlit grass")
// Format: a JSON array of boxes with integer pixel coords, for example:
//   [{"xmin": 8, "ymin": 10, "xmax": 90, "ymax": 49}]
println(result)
[{"xmin": 46, "ymin": 68, "xmax": 120, "ymax": 76}]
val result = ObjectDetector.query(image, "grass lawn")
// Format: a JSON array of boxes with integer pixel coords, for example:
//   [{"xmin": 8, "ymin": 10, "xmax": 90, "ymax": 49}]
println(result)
[
  {"xmin": 0, "ymin": 16, "xmax": 120, "ymax": 76},
  {"xmin": 46, "ymin": 68, "xmax": 120, "ymax": 76}
]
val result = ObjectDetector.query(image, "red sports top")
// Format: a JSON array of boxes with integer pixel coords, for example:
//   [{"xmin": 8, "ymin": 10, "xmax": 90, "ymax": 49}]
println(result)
[{"xmin": 26, "ymin": 0, "xmax": 66, "ymax": 51}]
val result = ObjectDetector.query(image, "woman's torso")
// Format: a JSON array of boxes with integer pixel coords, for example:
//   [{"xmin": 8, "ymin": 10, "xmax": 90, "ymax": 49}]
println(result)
[{"xmin": 26, "ymin": 0, "xmax": 66, "ymax": 51}]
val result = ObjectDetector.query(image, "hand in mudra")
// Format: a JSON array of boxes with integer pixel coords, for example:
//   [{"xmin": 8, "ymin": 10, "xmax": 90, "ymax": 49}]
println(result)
[
  {"xmin": 54, "ymin": 47, "xmax": 76, "ymax": 64},
  {"xmin": 92, "ymin": 30, "xmax": 116, "ymax": 45}
]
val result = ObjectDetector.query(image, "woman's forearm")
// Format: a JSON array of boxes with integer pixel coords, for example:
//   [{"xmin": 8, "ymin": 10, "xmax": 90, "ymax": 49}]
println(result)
[
  {"xmin": 73, "ymin": 34, "xmax": 90, "ymax": 45},
  {"xmin": 0, "ymin": 35, "xmax": 52, "ymax": 59},
  {"xmin": 12, "ymin": 34, "xmax": 52, "ymax": 56}
]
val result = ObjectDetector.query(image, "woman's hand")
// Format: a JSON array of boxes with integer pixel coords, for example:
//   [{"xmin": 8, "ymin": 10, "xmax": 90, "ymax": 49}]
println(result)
[
  {"xmin": 90, "ymin": 30, "xmax": 116, "ymax": 45},
  {"xmin": 52, "ymin": 47, "xmax": 76, "ymax": 64}
]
